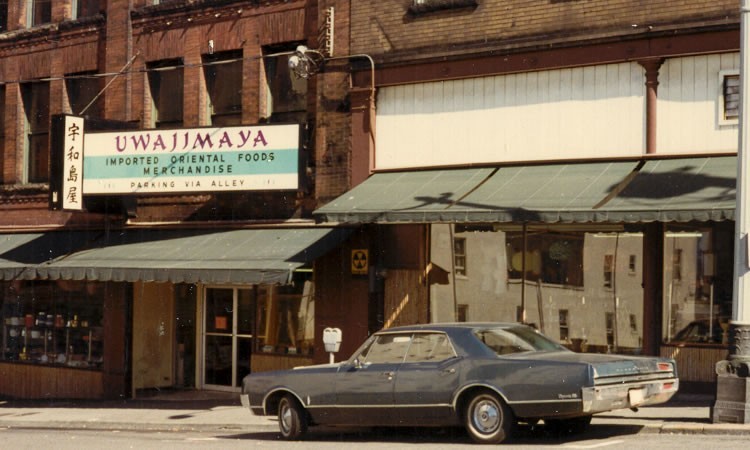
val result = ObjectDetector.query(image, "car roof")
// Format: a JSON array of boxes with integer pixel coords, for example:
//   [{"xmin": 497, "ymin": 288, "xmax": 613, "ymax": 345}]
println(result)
[{"xmin": 376, "ymin": 322, "xmax": 522, "ymax": 334}]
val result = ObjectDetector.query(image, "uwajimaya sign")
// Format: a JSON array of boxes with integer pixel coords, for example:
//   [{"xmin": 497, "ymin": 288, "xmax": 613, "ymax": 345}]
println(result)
[{"xmin": 83, "ymin": 123, "xmax": 300, "ymax": 195}]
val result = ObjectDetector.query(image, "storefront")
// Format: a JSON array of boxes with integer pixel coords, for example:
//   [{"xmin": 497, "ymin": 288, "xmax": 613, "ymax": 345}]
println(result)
[
  {"xmin": 0, "ymin": 227, "xmax": 350, "ymax": 399},
  {"xmin": 315, "ymin": 154, "xmax": 737, "ymax": 390}
]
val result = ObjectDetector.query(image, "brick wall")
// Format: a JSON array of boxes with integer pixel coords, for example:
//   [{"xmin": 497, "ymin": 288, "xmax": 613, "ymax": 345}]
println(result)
[{"xmin": 351, "ymin": 0, "xmax": 739, "ymax": 62}]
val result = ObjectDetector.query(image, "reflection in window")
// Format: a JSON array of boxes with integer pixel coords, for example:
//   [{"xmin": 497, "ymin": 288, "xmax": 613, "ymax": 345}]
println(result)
[
  {"xmin": 457, "ymin": 304, "xmax": 468, "ymax": 322},
  {"xmin": 431, "ymin": 227, "xmax": 645, "ymax": 355},
  {"xmin": 603, "ymin": 254, "xmax": 614, "ymax": 288},
  {"xmin": 404, "ymin": 333, "xmax": 455, "ymax": 363},
  {"xmin": 28, "ymin": 0, "xmax": 51, "ymax": 27},
  {"xmin": 203, "ymin": 50, "xmax": 242, "ymax": 126},
  {"xmin": 559, "ymin": 309, "xmax": 569, "ymax": 342},
  {"xmin": 73, "ymin": 0, "xmax": 100, "ymax": 19},
  {"xmin": 454, "ymin": 237, "xmax": 467, "ymax": 276},
  {"xmin": 148, "ymin": 59, "xmax": 183, "ymax": 128},
  {"xmin": 66, "ymin": 72, "xmax": 102, "ymax": 117},
  {"xmin": 0, "ymin": 1, "xmax": 7, "ymax": 32},
  {"xmin": 663, "ymin": 226, "xmax": 733, "ymax": 345},
  {"xmin": 256, "ymin": 274, "xmax": 314, "ymax": 356},
  {"xmin": 506, "ymin": 232, "xmax": 583, "ymax": 286},
  {"xmin": 22, "ymin": 81, "xmax": 50, "ymax": 183},
  {"xmin": 262, "ymin": 46, "xmax": 307, "ymax": 123},
  {"xmin": 359, "ymin": 334, "xmax": 411, "ymax": 364},
  {"xmin": 605, "ymin": 312, "xmax": 615, "ymax": 347}
]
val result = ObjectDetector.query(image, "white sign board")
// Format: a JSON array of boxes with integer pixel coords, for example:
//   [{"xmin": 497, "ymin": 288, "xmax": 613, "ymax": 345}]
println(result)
[
  {"xmin": 61, "ymin": 116, "xmax": 85, "ymax": 210},
  {"xmin": 82, "ymin": 124, "xmax": 300, "ymax": 194}
]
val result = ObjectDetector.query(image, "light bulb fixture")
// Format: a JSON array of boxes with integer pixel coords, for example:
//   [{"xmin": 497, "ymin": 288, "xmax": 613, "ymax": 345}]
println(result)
[{"xmin": 288, "ymin": 45, "xmax": 325, "ymax": 79}]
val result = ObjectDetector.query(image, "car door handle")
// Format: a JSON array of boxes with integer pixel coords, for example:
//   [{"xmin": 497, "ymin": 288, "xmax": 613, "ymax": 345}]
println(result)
[
  {"xmin": 442, "ymin": 368, "xmax": 456, "ymax": 374},
  {"xmin": 382, "ymin": 371, "xmax": 394, "ymax": 380}
]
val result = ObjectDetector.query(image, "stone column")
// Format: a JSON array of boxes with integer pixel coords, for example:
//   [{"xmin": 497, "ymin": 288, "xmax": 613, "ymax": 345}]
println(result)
[{"xmin": 712, "ymin": 0, "xmax": 750, "ymax": 425}]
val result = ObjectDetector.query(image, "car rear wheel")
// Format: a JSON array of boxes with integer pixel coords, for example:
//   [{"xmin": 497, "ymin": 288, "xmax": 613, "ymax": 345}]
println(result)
[
  {"xmin": 464, "ymin": 392, "xmax": 512, "ymax": 444},
  {"xmin": 278, "ymin": 394, "xmax": 307, "ymax": 440}
]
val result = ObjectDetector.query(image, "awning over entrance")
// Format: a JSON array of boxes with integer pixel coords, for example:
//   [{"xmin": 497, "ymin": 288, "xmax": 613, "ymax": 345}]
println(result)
[
  {"xmin": 314, "ymin": 156, "xmax": 736, "ymax": 224},
  {"xmin": 16, "ymin": 228, "xmax": 350, "ymax": 284}
]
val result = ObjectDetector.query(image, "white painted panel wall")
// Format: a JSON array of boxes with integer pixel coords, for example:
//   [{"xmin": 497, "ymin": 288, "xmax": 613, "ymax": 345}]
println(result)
[
  {"xmin": 657, "ymin": 53, "xmax": 739, "ymax": 153},
  {"xmin": 376, "ymin": 62, "xmax": 646, "ymax": 170}
]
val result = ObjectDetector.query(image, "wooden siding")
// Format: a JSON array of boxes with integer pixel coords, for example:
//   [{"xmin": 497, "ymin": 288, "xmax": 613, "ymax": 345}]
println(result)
[
  {"xmin": 383, "ymin": 269, "xmax": 429, "ymax": 328},
  {"xmin": 376, "ymin": 62, "xmax": 645, "ymax": 169},
  {"xmin": 657, "ymin": 53, "xmax": 740, "ymax": 154},
  {"xmin": 250, "ymin": 354, "xmax": 313, "ymax": 373},
  {"xmin": 660, "ymin": 345, "xmax": 726, "ymax": 383},
  {"xmin": 0, "ymin": 363, "xmax": 103, "ymax": 399}
]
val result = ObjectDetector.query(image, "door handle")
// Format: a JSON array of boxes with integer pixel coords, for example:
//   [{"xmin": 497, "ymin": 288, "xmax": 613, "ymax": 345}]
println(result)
[
  {"xmin": 383, "ymin": 371, "xmax": 394, "ymax": 380},
  {"xmin": 442, "ymin": 368, "xmax": 456, "ymax": 374}
]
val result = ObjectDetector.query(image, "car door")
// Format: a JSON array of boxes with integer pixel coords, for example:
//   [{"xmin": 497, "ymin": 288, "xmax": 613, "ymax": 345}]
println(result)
[
  {"xmin": 334, "ymin": 333, "xmax": 412, "ymax": 426},
  {"xmin": 393, "ymin": 332, "xmax": 462, "ymax": 425}
]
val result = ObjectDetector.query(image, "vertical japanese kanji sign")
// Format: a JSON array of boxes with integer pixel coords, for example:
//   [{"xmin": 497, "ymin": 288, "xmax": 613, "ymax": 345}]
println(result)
[{"xmin": 49, "ymin": 115, "xmax": 85, "ymax": 211}]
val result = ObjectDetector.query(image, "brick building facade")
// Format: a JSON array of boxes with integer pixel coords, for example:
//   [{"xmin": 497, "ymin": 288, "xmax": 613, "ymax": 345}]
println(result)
[{"xmin": 0, "ymin": 0, "xmax": 372, "ymax": 399}]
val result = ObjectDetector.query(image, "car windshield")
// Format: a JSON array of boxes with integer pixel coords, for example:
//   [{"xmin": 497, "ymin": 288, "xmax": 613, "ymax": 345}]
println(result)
[{"xmin": 473, "ymin": 326, "xmax": 566, "ymax": 356}]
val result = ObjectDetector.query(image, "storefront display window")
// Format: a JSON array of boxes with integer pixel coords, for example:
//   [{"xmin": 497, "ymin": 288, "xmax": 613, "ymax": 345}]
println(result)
[
  {"xmin": 429, "ymin": 225, "xmax": 644, "ymax": 355},
  {"xmin": 663, "ymin": 224, "xmax": 734, "ymax": 345},
  {"xmin": 256, "ymin": 273, "xmax": 314, "ymax": 356},
  {"xmin": 1, "ymin": 280, "xmax": 104, "ymax": 369}
]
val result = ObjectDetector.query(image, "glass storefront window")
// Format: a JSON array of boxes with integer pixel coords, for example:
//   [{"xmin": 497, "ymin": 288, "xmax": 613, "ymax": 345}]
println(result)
[
  {"xmin": 429, "ymin": 225, "xmax": 644, "ymax": 355},
  {"xmin": 256, "ymin": 273, "xmax": 314, "ymax": 356},
  {"xmin": 663, "ymin": 225, "xmax": 734, "ymax": 345},
  {"xmin": 1, "ymin": 280, "xmax": 104, "ymax": 369}
]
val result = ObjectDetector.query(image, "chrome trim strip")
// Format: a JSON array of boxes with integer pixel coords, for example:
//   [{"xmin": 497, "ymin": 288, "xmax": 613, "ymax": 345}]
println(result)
[{"xmin": 305, "ymin": 403, "xmax": 453, "ymax": 409}]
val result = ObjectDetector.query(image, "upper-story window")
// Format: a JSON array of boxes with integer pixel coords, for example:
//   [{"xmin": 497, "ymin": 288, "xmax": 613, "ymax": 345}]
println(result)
[
  {"xmin": 22, "ymin": 81, "xmax": 50, "ymax": 183},
  {"xmin": 27, "ymin": 0, "xmax": 51, "ymax": 27},
  {"xmin": 262, "ymin": 46, "xmax": 307, "ymax": 123},
  {"xmin": 66, "ymin": 72, "xmax": 102, "ymax": 118},
  {"xmin": 0, "ymin": 85, "xmax": 5, "ymax": 184},
  {"xmin": 409, "ymin": 0, "xmax": 478, "ymax": 15},
  {"xmin": 203, "ymin": 50, "xmax": 242, "ymax": 126},
  {"xmin": 73, "ymin": 0, "xmax": 100, "ymax": 19},
  {"xmin": 0, "ymin": 1, "xmax": 8, "ymax": 32},
  {"xmin": 147, "ymin": 59, "xmax": 184, "ymax": 129}
]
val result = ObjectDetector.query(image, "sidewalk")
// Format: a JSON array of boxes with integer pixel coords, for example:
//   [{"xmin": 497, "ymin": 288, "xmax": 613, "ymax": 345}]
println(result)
[{"xmin": 0, "ymin": 390, "xmax": 748, "ymax": 436}]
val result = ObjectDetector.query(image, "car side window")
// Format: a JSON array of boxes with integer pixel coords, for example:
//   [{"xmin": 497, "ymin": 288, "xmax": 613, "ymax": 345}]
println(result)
[
  {"xmin": 359, "ymin": 334, "xmax": 412, "ymax": 365},
  {"xmin": 404, "ymin": 332, "xmax": 456, "ymax": 363}
]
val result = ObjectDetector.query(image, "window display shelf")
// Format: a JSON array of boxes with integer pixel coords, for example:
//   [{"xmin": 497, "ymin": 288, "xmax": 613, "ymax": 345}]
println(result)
[{"xmin": 1, "ymin": 323, "xmax": 103, "ymax": 369}]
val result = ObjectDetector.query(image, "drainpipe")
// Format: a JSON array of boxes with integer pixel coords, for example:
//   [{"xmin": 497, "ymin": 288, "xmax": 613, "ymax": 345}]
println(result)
[{"xmin": 639, "ymin": 58, "xmax": 665, "ymax": 155}]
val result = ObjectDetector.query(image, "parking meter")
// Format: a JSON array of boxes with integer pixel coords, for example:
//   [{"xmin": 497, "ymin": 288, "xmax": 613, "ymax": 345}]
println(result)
[{"xmin": 323, "ymin": 327, "xmax": 342, "ymax": 363}]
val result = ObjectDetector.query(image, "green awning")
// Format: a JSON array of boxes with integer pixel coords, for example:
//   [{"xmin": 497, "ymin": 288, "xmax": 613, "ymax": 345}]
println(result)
[
  {"xmin": 314, "ymin": 156, "xmax": 736, "ymax": 224},
  {"xmin": 34, "ymin": 227, "xmax": 351, "ymax": 284},
  {"xmin": 0, "ymin": 232, "xmax": 94, "ymax": 280}
]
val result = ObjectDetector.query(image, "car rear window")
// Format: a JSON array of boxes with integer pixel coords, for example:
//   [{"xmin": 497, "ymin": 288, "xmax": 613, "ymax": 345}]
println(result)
[{"xmin": 473, "ymin": 326, "xmax": 565, "ymax": 355}]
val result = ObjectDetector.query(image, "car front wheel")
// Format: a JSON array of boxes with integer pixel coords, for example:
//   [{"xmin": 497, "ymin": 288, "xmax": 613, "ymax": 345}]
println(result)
[
  {"xmin": 464, "ymin": 392, "xmax": 512, "ymax": 444},
  {"xmin": 278, "ymin": 394, "xmax": 308, "ymax": 440}
]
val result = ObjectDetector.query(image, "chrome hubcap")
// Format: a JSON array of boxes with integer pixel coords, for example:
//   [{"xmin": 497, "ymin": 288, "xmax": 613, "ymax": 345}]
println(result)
[
  {"xmin": 473, "ymin": 399, "xmax": 500, "ymax": 433},
  {"xmin": 280, "ymin": 404, "xmax": 292, "ymax": 432}
]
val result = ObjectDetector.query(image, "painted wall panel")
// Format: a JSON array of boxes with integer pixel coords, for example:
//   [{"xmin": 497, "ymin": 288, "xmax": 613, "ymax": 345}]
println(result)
[
  {"xmin": 376, "ymin": 62, "xmax": 646, "ymax": 169},
  {"xmin": 378, "ymin": 54, "xmax": 739, "ymax": 170},
  {"xmin": 657, "ymin": 53, "xmax": 739, "ymax": 153}
]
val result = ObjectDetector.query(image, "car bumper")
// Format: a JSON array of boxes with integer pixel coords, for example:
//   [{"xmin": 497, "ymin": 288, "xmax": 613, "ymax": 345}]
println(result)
[{"xmin": 582, "ymin": 378, "xmax": 679, "ymax": 413}]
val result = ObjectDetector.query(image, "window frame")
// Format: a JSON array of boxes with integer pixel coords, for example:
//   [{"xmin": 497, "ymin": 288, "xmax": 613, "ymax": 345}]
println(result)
[{"xmin": 719, "ymin": 69, "xmax": 739, "ymax": 126}]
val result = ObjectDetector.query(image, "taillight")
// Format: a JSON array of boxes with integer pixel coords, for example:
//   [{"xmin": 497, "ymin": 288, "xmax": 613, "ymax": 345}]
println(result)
[
  {"xmin": 663, "ymin": 382, "xmax": 675, "ymax": 390},
  {"xmin": 658, "ymin": 362, "xmax": 672, "ymax": 371}
]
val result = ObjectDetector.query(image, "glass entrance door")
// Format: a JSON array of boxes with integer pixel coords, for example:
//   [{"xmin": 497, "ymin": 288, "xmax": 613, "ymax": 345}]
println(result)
[{"xmin": 203, "ymin": 287, "xmax": 254, "ymax": 390}]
